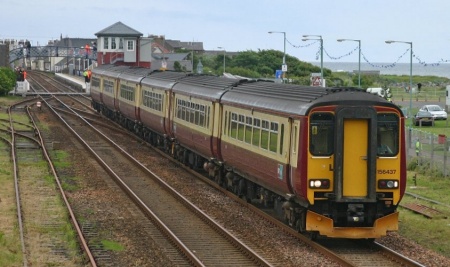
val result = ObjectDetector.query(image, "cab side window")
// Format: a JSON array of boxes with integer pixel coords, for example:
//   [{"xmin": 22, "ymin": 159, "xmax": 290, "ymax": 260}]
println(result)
[
  {"xmin": 310, "ymin": 113, "xmax": 334, "ymax": 156},
  {"xmin": 377, "ymin": 114, "xmax": 399, "ymax": 156}
]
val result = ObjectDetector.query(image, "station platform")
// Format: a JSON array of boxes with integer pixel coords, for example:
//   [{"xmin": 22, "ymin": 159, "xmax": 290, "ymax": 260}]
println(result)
[{"xmin": 55, "ymin": 73, "xmax": 87, "ymax": 92}]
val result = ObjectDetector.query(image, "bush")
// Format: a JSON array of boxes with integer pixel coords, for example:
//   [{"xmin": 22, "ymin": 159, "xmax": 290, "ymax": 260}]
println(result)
[{"xmin": 0, "ymin": 67, "xmax": 16, "ymax": 95}]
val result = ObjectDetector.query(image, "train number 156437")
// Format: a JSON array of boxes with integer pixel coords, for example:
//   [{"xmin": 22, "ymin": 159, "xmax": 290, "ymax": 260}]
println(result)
[{"xmin": 377, "ymin": 169, "xmax": 396, "ymax": 174}]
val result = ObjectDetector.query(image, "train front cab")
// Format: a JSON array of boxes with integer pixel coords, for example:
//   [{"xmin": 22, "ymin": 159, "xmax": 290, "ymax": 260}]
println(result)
[{"xmin": 306, "ymin": 105, "xmax": 405, "ymax": 239}]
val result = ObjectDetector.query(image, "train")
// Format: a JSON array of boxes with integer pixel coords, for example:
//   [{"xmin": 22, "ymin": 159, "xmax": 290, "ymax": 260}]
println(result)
[{"xmin": 90, "ymin": 64, "xmax": 406, "ymax": 239}]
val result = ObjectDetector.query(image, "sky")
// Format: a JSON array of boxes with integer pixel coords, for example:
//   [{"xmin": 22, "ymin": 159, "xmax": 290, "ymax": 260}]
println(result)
[{"xmin": 2, "ymin": 0, "xmax": 450, "ymax": 66}]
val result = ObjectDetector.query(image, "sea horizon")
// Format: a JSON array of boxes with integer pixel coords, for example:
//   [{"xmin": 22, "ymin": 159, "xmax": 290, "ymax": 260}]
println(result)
[{"xmin": 309, "ymin": 62, "xmax": 450, "ymax": 78}]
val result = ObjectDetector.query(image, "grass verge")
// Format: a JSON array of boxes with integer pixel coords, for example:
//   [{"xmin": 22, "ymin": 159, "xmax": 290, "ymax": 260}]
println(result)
[{"xmin": 399, "ymin": 172, "xmax": 450, "ymax": 257}]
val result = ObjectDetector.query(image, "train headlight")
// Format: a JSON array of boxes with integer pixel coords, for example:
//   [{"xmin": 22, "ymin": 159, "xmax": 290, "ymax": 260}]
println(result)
[
  {"xmin": 309, "ymin": 179, "xmax": 330, "ymax": 189},
  {"xmin": 378, "ymin": 179, "xmax": 399, "ymax": 189}
]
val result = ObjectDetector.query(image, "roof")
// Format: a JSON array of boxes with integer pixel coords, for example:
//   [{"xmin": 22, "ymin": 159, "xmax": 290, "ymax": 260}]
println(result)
[
  {"xmin": 152, "ymin": 53, "xmax": 190, "ymax": 61},
  {"xmin": 220, "ymin": 83, "xmax": 397, "ymax": 116},
  {"xmin": 172, "ymin": 75, "xmax": 240, "ymax": 101},
  {"xmin": 164, "ymin": 39, "xmax": 204, "ymax": 51},
  {"xmin": 54, "ymin": 37, "xmax": 96, "ymax": 48},
  {"xmin": 95, "ymin": 21, "xmax": 143, "ymax": 37}
]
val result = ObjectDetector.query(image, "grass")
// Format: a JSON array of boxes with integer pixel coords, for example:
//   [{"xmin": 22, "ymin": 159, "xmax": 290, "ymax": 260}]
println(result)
[
  {"xmin": 0, "ymin": 112, "xmax": 22, "ymax": 266},
  {"xmin": 411, "ymin": 119, "xmax": 450, "ymax": 136},
  {"xmin": 399, "ymin": 172, "xmax": 450, "ymax": 257},
  {"xmin": 51, "ymin": 150, "xmax": 72, "ymax": 168},
  {"xmin": 101, "ymin": 240, "xmax": 124, "ymax": 251},
  {"xmin": 0, "ymin": 230, "xmax": 22, "ymax": 267}
]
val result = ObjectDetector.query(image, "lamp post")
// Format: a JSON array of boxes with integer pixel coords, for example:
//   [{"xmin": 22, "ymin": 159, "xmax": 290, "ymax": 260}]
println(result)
[
  {"xmin": 217, "ymin": 46, "xmax": 226, "ymax": 73},
  {"xmin": 337, "ymin": 38, "xmax": 361, "ymax": 87},
  {"xmin": 302, "ymin": 35, "xmax": 323, "ymax": 86},
  {"xmin": 385, "ymin": 40, "xmax": 413, "ymax": 120},
  {"xmin": 268, "ymin": 31, "xmax": 287, "ymax": 81}
]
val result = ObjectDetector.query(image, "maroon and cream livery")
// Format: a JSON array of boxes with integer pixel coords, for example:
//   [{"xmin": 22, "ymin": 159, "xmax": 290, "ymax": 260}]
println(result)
[{"xmin": 91, "ymin": 65, "xmax": 406, "ymax": 239}]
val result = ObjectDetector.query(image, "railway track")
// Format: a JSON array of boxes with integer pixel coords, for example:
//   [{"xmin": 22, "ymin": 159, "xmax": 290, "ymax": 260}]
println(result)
[
  {"xmin": 40, "ymin": 94, "xmax": 274, "ymax": 266},
  {"xmin": 21, "ymin": 70, "xmax": 446, "ymax": 266},
  {"xmin": 74, "ymin": 105, "xmax": 426, "ymax": 266},
  {"xmin": 316, "ymin": 238, "xmax": 425, "ymax": 267},
  {"xmin": 164, "ymin": 149, "xmax": 427, "ymax": 267},
  {"xmin": 3, "ymin": 98, "xmax": 94, "ymax": 266}
]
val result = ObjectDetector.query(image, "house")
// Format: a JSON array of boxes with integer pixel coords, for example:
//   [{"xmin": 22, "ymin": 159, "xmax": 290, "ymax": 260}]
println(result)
[{"xmin": 95, "ymin": 21, "xmax": 152, "ymax": 68}]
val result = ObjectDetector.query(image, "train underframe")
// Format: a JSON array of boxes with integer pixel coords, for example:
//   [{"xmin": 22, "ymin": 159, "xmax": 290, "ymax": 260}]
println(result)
[{"xmin": 92, "ymin": 102, "xmax": 398, "ymax": 238}]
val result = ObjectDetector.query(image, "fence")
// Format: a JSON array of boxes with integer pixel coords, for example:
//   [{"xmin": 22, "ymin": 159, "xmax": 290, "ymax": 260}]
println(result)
[{"xmin": 407, "ymin": 127, "xmax": 450, "ymax": 176}]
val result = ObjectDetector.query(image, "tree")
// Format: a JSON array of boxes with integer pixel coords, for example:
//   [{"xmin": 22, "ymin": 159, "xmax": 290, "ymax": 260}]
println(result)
[
  {"xmin": 197, "ymin": 49, "xmax": 331, "ymax": 80},
  {"xmin": 353, "ymin": 74, "xmax": 375, "ymax": 88},
  {"xmin": 0, "ymin": 67, "xmax": 16, "ymax": 95},
  {"xmin": 174, "ymin": 61, "xmax": 182, "ymax": 72}
]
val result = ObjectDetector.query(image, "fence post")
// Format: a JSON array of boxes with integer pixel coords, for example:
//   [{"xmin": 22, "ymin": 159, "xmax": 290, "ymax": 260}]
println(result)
[
  {"xmin": 430, "ymin": 134, "xmax": 434, "ymax": 169},
  {"xmin": 444, "ymin": 138, "xmax": 448, "ymax": 177}
]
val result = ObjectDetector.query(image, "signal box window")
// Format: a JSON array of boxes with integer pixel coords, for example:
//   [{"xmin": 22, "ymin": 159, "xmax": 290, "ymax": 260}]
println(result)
[
  {"xmin": 310, "ymin": 113, "xmax": 334, "ymax": 156},
  {"xmin": 377, "ymin": 114, "xmax": 399, "ymax": 156},
  {"xmin": 119, "ymin": 38, "xmax": 124, "ymax": 49},
  {"xmin": 103, "ymin": 37, "xmax": 109, "ymax": 49},
  {"xmin": 127, "ymin": 40, "xmax": 134, "ymax": 51}
]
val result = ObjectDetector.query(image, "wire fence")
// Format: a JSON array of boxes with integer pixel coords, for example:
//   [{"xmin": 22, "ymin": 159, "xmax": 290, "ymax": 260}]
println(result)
[{"xmin": 407, "ymin": 127, "xmax": 450, "ymax": 177}]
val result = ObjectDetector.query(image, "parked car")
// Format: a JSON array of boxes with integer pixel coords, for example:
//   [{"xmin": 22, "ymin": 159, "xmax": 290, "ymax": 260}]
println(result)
[
  {"xmin": 419, "ymin": 105, "xmax": 447, "ymax": 120},
  {"xmin": 412, "ymin": 110, "xmax": 434, "ymax": 126}
]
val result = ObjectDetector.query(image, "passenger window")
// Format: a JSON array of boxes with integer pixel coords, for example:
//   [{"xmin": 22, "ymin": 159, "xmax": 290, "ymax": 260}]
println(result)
[
  {"xmin": 269, "ymin": 122, "xmax": 278, "ymax": 153},
  {"xmin": 261, "ymin": 120, "xmax": 269, "ymax": 150},
  {"xmin": 230, "ymin": 113, "xmax": 238, "ymax": 138},
  {"xmin": 252, "ymin": 119, "xmax": 261, "ymax": 146},
  {"xmin": 245, "ymin": 117, "xmax": 252, "ymax": 144},
  {"xmin": 237, "ymin": 115, "xmax": 245, "ymax": 141}
]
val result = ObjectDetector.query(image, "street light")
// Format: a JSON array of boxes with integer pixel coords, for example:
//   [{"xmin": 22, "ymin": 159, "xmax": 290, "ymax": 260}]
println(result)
[
  {"xmin": 217, "ymin": 46, "xmax": 226, "ymax": 73},
  {"xmin": 302, "ymin": 35, "xmax": 323, "ymax": 86},
  {"xmin": 337, "ymin": 38, "xmax": 361, "ymax": 87},
  {"xmin": 385, "ymin": 40, "xmax": 413, "ymax": 120},
  {"xmin": 268, "ymin": 31, "xmax": 287, "ymax": 81}
]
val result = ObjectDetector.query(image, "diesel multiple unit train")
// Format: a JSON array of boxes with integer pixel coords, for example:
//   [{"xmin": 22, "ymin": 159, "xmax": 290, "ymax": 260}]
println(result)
[{"xmin": 90, "ymin": 64, "xmax": 406, "ymax": 239}]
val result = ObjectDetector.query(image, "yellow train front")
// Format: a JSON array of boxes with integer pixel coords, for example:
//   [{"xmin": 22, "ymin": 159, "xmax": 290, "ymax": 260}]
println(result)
[{"xmin": 293, "ymin": 89, "xmax": 406, "ymax": 239}]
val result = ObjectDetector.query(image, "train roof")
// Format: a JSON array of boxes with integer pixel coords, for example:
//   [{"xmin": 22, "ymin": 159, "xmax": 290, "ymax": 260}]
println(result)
[
  {"xmin": 221, "ymin": 81, "xmax": 399, "ymax": 116},
  {"xmin": 171, "ymin": 75, "xmax": 244, "ymax": 101},
  {"xmin": 91, "ymin": 64, "xmax": 131, "ymax": 78},
  {"xmin": 118, "ymin": 67, "xmax": 153, "ymax": 82},
  {"xmin": 91, "ymin": 66, "xmax": 400, "ymax": 116},
  {"xmin": 141, "ymin": 71, "xmax": 188, "ymax": 89}
]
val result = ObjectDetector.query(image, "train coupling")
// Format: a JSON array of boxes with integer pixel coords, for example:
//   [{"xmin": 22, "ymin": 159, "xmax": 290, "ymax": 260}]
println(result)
[{"xmin": 347, "ymin": 204, "xmax": 365, "ymax": 223}]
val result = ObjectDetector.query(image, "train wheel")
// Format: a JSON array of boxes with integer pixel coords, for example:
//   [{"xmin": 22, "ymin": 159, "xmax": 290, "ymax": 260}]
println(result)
[
  {"xmin": 214, "ymin": 174, "xmax": 222, "ymax": 187},
  {"xmin": 294, "ymin": 219, "xmax": 302, "ymax": 232},
  {"xmin": 238, "ymin": 179, "xmax": 246, "ymax": 198},
  {"xmin": 188, "ymin": 152, "xmax": 196, "ymax": 169},
  {"xmin": 295, "ymin": 211, "xmax": 306, "ymax": 233},
  {"xmin": 182, "ymin": 150, "xmax": 189, "ymax": 166},
  {"xmin": 304, "ymin": 232, "xmax": 318, "ymax": 241}
]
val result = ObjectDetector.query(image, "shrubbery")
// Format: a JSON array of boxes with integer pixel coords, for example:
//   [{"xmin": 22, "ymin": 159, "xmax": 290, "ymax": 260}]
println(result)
[{"xmin": 0, "ymin": 67, "xmax": 16, "ymax": 95}]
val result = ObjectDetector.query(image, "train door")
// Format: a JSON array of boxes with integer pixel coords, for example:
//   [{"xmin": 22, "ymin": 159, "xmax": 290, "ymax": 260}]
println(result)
[
  {"xmin": 165, "ymin": 91, "xmax": 173, "ymax": 136},
  {"xmin": 211, "ymin": 102, "xmax": 222, "ymax": 159},
  {"xmin": 343, "ymin": 119, "xmax": 368, "ymax": 197},
  {"xmin": 288, "ymin": 119, "xmax": 300, "ymax": 194},
  {"xmin": 335, "ymin": 107, "xmax": 377, "ymax": 202},
  {"xmin": 114, "ymin": 78, "xmax": 120, "ymax": 111}
]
